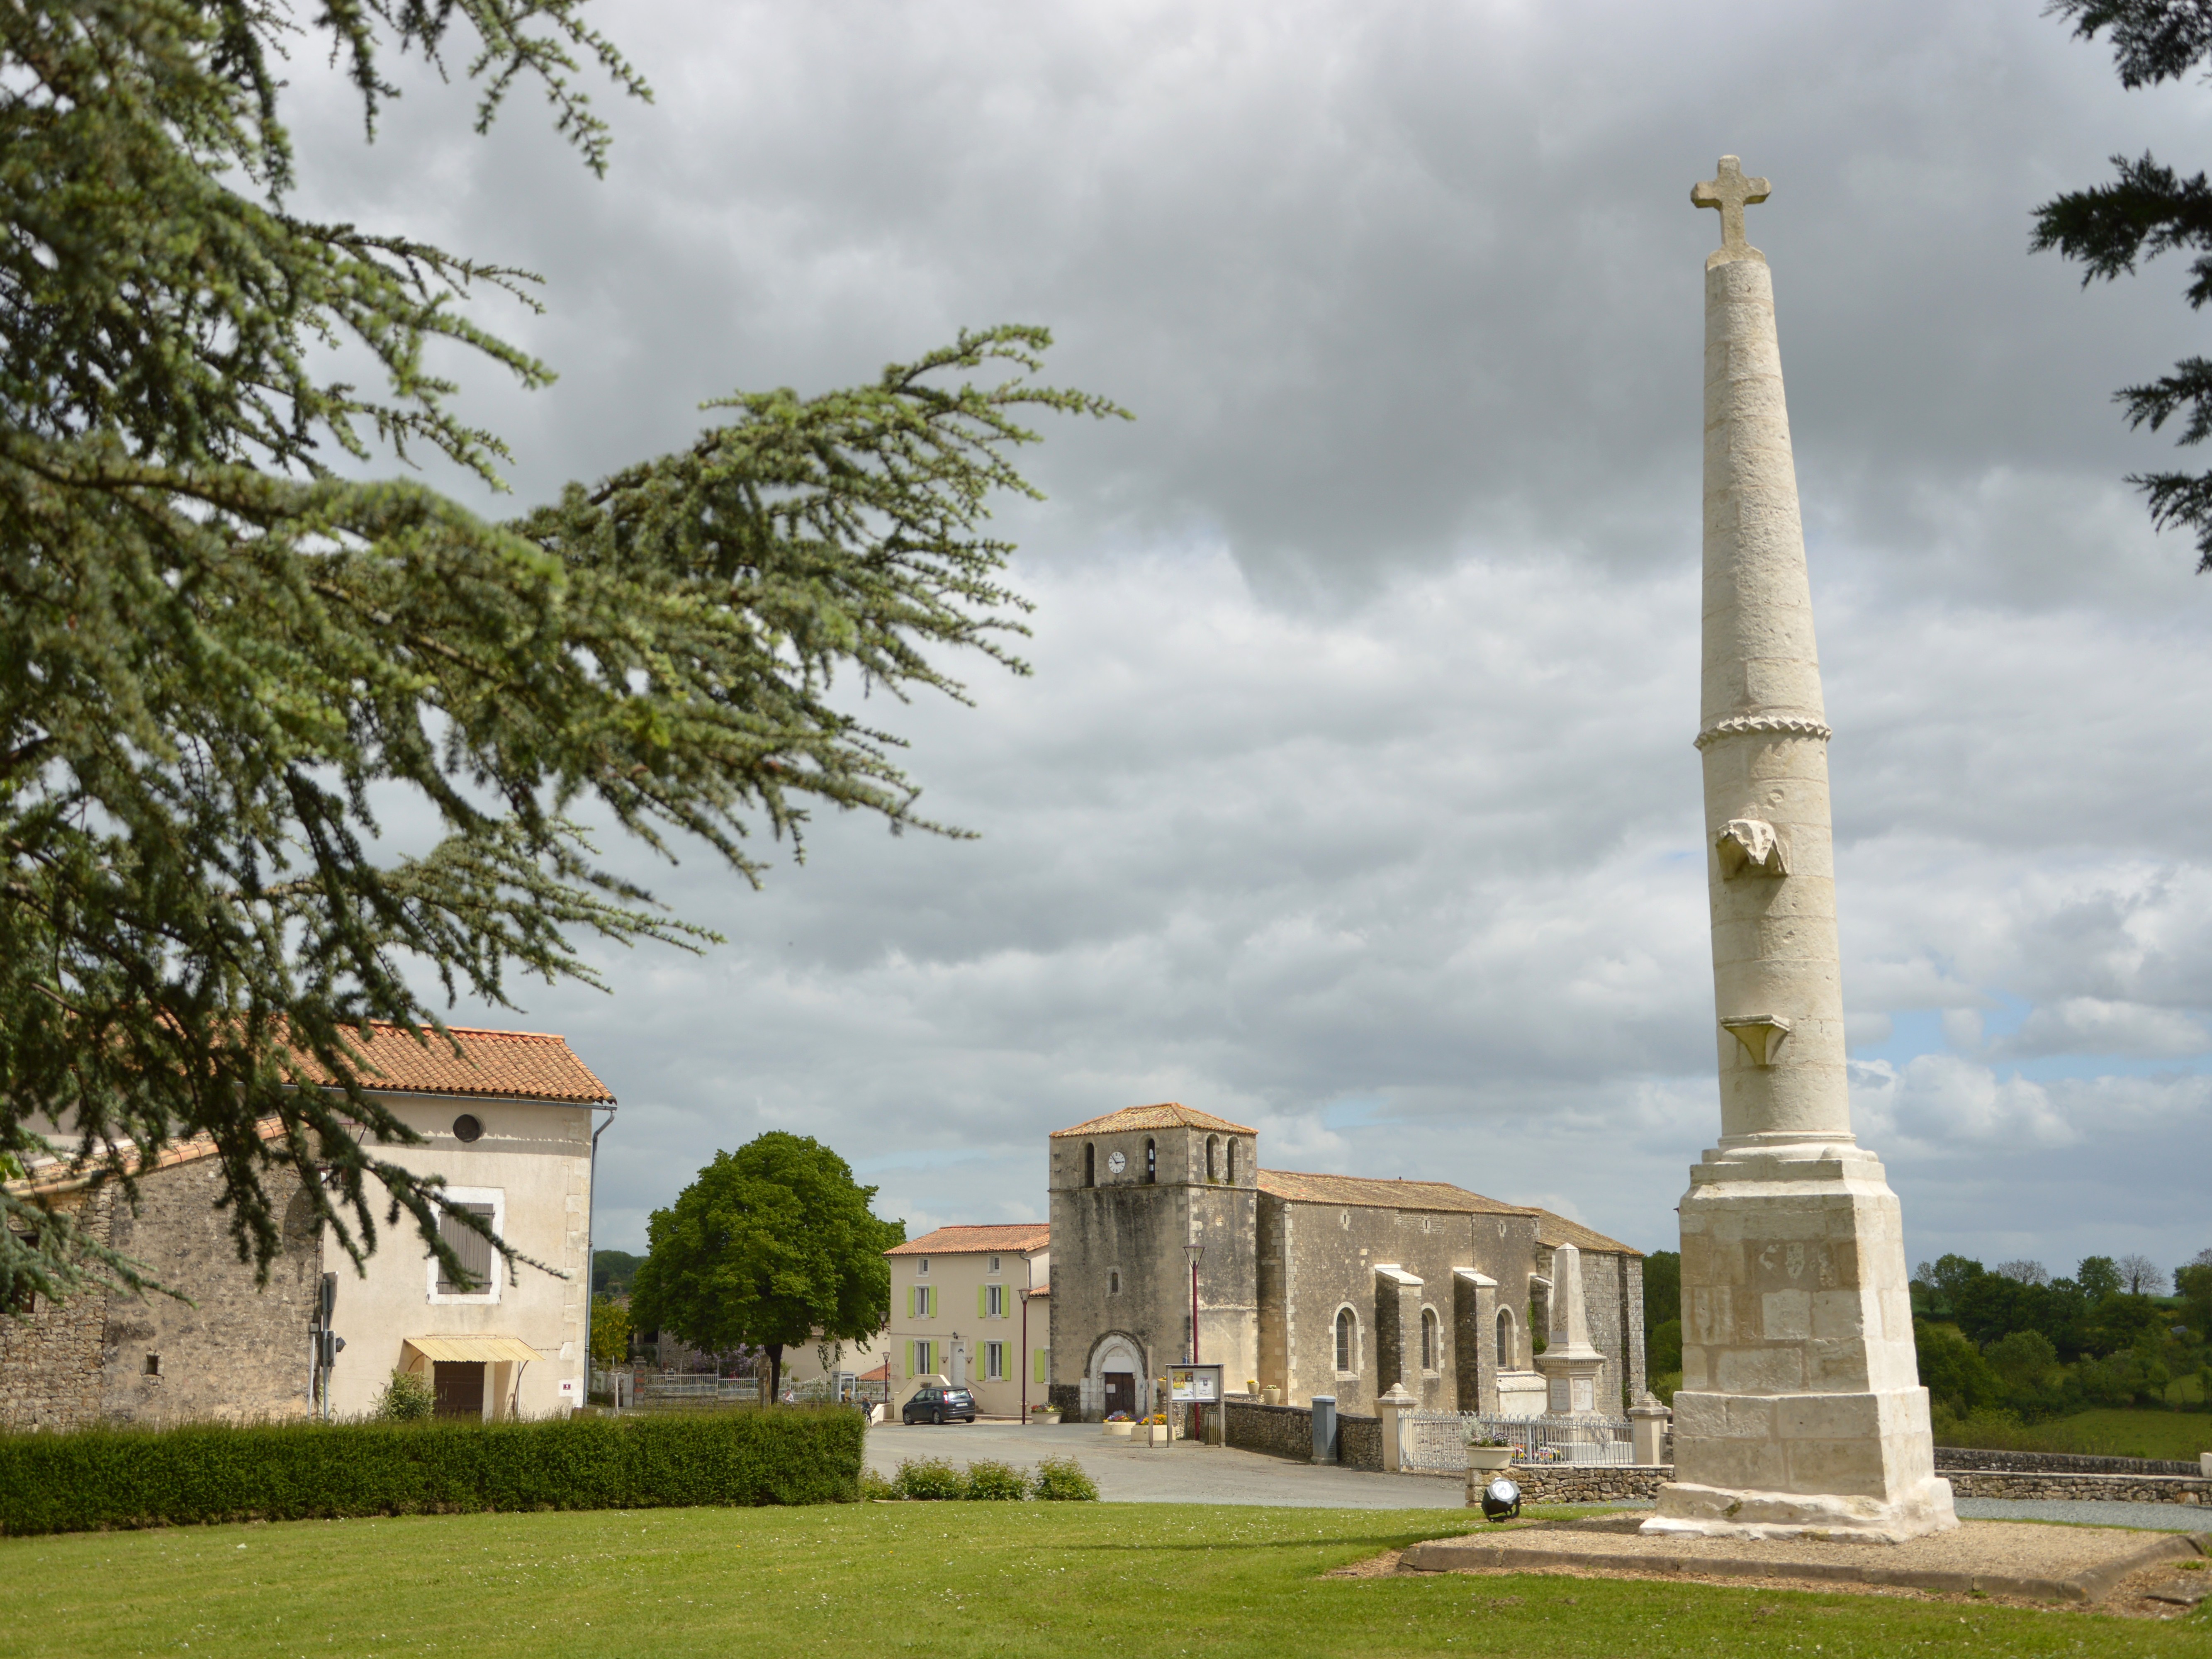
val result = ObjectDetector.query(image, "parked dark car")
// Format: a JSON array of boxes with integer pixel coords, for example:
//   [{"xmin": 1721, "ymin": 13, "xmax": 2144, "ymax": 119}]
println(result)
[{"xmin": 903, "ymin": 1385, "xmax": 977, "ymax": 1425}]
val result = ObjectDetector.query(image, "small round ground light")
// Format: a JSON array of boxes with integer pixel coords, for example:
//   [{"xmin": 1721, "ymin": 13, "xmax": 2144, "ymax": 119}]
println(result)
[{"xmin": 1480, "ymin": 1477, "xmax": 1520, "ymax": 1522}]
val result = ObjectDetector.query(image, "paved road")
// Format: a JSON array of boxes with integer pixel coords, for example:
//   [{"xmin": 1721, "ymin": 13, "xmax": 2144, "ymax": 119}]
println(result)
[
  {"xmin": 867, "ymin": 1418, "xmax": 1467, "ymax": 1508},
  {"xmin": 866, "ymin": 1419, "xmax": 2212, "ymax": 1530}
]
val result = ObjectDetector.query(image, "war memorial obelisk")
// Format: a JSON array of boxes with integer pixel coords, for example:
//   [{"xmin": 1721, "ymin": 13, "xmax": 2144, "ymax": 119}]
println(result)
[{"xmin": 1644, "ymin": 160, "xmax": 1957, "ymax": 1542}]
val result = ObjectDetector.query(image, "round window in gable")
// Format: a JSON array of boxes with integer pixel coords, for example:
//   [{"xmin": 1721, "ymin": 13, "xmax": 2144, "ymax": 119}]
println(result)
[{"xmin": 452, "ymin": 1113, "xmax": 484, "ymax": 1143}]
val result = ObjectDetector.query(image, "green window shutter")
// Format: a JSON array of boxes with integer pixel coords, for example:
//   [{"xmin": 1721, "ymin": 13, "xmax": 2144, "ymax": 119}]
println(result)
[
  {"xmin": 1033, "ymin": 1347, "xmax": 1046, "ymax": 1384},
  {"xmin": 979, "ymin": 1284, "xmax": 988, "ymax": 1318}
]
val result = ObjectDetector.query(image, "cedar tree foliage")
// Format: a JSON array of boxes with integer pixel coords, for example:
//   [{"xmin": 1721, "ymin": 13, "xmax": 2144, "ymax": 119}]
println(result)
[
  {"xmin": 2036, "ymin": 0, "xmax": 2212, "ymax": 565},
  {"xmin": 628, "ymin": 1133, "xmax": 903, "ymax": 1402},
  {"xmin": 0, "ymin": 0, "xmax": 1126, "ymax": 1310}
]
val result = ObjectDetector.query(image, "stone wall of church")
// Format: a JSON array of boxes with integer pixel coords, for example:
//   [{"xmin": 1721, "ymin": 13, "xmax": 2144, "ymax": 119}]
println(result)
[
  {"xmin": 0, "ymin": 1186, "xmax": 115, "ymax": 1430},
  {"xmin": 1264, "ymin": 1199, "xmax": 1542, "ymax": 1413}
]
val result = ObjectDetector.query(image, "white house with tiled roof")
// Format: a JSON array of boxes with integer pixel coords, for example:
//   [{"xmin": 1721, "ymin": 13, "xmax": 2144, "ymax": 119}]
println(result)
[
  {"xmin": 884, "ymin": 1224, "xmax": 1049, "ymax": 1418},
  {"xmin": 1045, "ymin": 1104, "xmax": 1644, "ymax": 1421},
  {"xmin": 1, "ymin": 1023, "xmax": 614, "ymax": 1429}
]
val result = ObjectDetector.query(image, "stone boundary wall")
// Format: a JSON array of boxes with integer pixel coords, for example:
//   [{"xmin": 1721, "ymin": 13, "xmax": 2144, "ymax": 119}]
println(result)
[
  {"xmin": 1944, "ymin": 1470, "xmax": 2209, "ymax": 1504},
  {"xmin": 1487, "ymin": 1464, "xmax": 1672, "ymax": 1504},
  {"xmin": 1458, "ymin": 1463, "xmax": 2211, "ymax": 1507},
  {"xmin": 1220, "ymin": 1399, "xmax": 1383, "ymax": 1470},
  {"xmin": 1935, "ymin": 1445, "xmax": 2202, "ymax": 1479}
]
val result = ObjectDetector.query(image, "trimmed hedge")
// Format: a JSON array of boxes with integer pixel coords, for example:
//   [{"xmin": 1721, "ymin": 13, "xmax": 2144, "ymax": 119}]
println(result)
[{"xmin": 0, "ymin": 1406, "xmax": 866, "ymax": 1536}]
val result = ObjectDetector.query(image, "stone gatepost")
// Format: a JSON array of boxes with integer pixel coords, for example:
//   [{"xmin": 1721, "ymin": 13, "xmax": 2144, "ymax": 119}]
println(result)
[
  {"xmin": 1377, "ymin": 1382, "xmax": 1416, "ymax": 1472},
  {"xmin": 1630, "ymin": 1392, "xmax": 1672, "ymax": 1465}
]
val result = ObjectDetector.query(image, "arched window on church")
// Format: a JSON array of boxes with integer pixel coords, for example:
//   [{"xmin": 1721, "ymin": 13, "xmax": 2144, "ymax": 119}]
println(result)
[
  {"xmin": 1083, "ymin": 1143, "xmax": 1095, "ymax": 1188},
  {"xmin": 1496, "ymin": 1306, "xmax": 1515, "ymax": 1369},
  {"xmin": 1421, "ymin": 1308, "xmax": 1439, "ymax": 1372},
  {"xmin": 1226, "ymin": 1139, "xmax": 1237, "ymax": 1183},
  {"xmin": 1144, "ymin": 1138, "xmax": 1156, "ymax": 1184},
  {"xmin": 1206, "ymin": 1136, "xmax": 1219, "ymax": 1182},
  {"xmin": 1335, "ymin": 1307, "xmax": 1355, "ymax": 1373}
]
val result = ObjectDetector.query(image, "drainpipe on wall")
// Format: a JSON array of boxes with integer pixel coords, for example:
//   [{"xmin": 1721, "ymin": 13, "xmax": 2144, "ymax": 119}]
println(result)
[{"xmin": 581, "ymin": 1104, "xmax": 617, "ymax": 1411}]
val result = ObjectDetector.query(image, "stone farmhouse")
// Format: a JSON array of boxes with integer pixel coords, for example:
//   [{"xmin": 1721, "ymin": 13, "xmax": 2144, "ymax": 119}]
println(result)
[
  {"xmin": 1046, "ymin": 1103, "xmax": 1644, "ymax": 1421},
  {"xmin": 1, "ymin": 1024, "xmax": 613, "ymax": 1429}
]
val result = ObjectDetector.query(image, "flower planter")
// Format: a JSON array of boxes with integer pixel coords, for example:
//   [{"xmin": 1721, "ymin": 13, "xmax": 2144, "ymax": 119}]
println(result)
[
  {"xmin": 1029, "ymin": 1412, "xmax": 1062, "ymax": 1426},
  {"xmin": 1104, "ymin": 1419, "xmax": 1134, "ymax": 1437},
  {"xmin": 1146, "ymin": 1424, "xmax": 1172, "ymax": 1446},
  {"xmin": 1466, "ymin": 1446, "xmax": 1517, "ymax": 1471}
]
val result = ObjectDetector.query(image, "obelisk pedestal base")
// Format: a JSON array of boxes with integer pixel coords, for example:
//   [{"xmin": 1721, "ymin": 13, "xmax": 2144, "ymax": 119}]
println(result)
[{"xmin": 1641, "ymin": 1144, "xmax": 1959, "ymax": 1545}]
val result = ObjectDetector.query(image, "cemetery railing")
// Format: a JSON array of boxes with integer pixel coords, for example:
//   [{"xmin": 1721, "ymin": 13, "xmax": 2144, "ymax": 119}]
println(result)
[{"xmin": 1405, "ymin": 1410, "xmax": 1635, "ymax": 1473}]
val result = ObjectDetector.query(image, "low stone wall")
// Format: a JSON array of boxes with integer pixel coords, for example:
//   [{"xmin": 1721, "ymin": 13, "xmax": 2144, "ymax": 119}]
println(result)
[
  {"xmin": 1944, "ymin": 1469, "xmax": 2210, "ymax": 1504},
  {"xmin": 1936, "ymin": 1445, "xmax": 2202, "ymax": 1479},
  {"xmin": 1220, "ymin": 1399, "xmax": 1382, "ymax": 1470},
  {"xmin": 1458, "ymin": 1462, "xmax": 2212, "ymax": 1507},
  {"xmin": 1473, "ymin": 1464, "xmax": 1672, "ymax": 1505},
  {"xmin": 1339, "ymin": 1413, "xmax": 1382, "ymax": 1472}
]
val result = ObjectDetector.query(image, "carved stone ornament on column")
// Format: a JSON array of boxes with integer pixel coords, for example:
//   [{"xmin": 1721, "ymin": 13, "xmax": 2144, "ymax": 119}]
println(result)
[{"xmin": 1715, "ymin": 817, "xmax": 1788, "ymax": 878}]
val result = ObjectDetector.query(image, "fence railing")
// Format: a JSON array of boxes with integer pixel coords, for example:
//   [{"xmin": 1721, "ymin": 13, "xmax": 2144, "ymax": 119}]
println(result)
[{"xmin": 1405, "ymin": 1411, "xmax": 1635, "ymax": 1473}]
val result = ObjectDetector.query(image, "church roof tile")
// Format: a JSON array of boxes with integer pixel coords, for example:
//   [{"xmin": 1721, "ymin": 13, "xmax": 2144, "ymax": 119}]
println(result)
[
  {"xmin": 1531, "ymin": 1208, "xmax": 1644, "ymax": 1258},
  {"xmin": 1048, "ymin": 1102, "xmax": 1255, "ymax": 1138},
  {"xmin": 1256, "ymin": 1168, "xmax": 1534, "ymax": 1216}
]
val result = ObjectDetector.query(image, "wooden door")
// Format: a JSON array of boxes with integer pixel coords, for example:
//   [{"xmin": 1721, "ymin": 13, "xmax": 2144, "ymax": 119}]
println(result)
[
  {"xmin": 434, "ymin": 1360, "xmax": 486, "ymax": 1419},
  {"xmin": 1104, "ymin": 1371, "xmax": 1135, "ymax": 1417}
]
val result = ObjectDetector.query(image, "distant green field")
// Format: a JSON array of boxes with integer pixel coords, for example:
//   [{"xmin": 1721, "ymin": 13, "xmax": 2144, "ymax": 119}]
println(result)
[
  {"xmin": 3, "ymin": 1501, "xmax": 2207, "ymax": 1658},
  {"xmin": 1939, "ymin": 1408, "xmax": 2212, "ymax": 1461}
]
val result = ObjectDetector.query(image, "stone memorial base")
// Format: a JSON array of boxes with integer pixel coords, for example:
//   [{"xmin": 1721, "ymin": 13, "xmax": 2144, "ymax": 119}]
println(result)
[
  {"xmin": 1653, "ymin": 1142, "xmax": 1957, "ymax": 1544},
  {"xmin": 1399, "ymin": 1517, "xmax": 2208, "ymax": 1605}
]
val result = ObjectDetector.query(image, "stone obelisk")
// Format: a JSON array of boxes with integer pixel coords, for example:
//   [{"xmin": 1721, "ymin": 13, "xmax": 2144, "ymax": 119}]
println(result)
[{"xmin": 1643, "ymin": 159, "xmax": 1956, "ymax": 1542}]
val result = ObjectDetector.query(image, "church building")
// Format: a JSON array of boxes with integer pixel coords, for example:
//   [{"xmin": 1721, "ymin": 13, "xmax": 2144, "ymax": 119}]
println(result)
[{"xmin": 1046, "ymin": 1103, "xmax": 1645, "ymax": 1421}]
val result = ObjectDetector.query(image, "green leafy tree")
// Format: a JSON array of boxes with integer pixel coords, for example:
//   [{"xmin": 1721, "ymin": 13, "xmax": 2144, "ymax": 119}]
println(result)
[
  {"xmin": 1640, "ymin": 1249, "xmax": 1680, "ymax": 1334},
  {"xmin": 589, "ymin": 1293, "xmax": 631, "ymax": 1367},
  {"xmin": 0, "ymin": 2, "xmax": 1123, "ymax": 1308},
  {"xmin": 1913, "ymin": 1318, "xmax": 2005, "ymax": 1418},
  {"xmin": 2077, "ymin": 1255, "xmax": 2124, "ymax": 1301},
  {"xmin": 1912, "ymin": 1254, "xmax": 1984, "ymax": 1319},
  {"xmin": 2034, "ymin": 0, "xmax": 2212, "ymax": 562},
  {"xmin": 628, "ymin": 1133, "xmax": 902, "ymax": 1402}
]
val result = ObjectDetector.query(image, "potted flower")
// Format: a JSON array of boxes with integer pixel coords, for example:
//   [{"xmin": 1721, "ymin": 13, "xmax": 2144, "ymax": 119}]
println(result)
[
  {"xmin": 1144, "ymin": 1411, "xmax": 1172, "ymax": 1447},
  {"xmin": 1103, "ymin": 1411, "xmax": 1135, "ymax": 1438},
  {"xmin": 1030, "ymin": 1402, "xmax": 1062, "ymax": 1426},
  {"xmin": 1466, "ymin": 1436, "xmax": 1517, "ymax": 1472}
]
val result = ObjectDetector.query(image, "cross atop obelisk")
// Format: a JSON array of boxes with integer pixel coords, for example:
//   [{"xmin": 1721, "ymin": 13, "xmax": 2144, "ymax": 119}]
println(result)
[{"xmin": 1691, "ymin": 156, "xmax": 1770, "ymax": 266}]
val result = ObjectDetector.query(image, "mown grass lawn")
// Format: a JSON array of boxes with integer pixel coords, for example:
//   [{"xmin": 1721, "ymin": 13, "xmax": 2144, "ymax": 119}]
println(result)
[
  {"xmin": 1942, "ymin": 1410, "xmax": 2212, "ymax": 1462},
  {"xmin": 3, "ymin": 1501, "xmax": 2206, "ymax": 1659}
]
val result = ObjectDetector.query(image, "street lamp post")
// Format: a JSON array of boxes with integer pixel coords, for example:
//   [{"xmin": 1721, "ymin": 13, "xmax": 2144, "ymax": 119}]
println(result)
[
  {"xmin": 1184, "ymin": 1241, "xmax": 1204, "ymax": 1443},
  {"xmin": 1017, "ymin": 1286, "xmax": 1030, "ymax": 1421}
]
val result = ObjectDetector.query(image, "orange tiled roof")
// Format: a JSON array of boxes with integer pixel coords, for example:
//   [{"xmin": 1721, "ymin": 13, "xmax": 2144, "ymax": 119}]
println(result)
[
  {"xmin": 1257, "ymin": 1168, "xmax": 1535, "ymax": 1217},
  {"xmin": 297, "ymin": 1023, "xmax": 613, "ymax": 1104},
  {"xmin": 886, "ymin": 1224, "xmax": 1051, "ymax": 1257},
  {"xmin": 1532, "ymin": 1207, "xmax": 1643, "ymax": 1258},
  {"xmin": 1049, "ymin": 1102, "xmax": 1255, "ymax": 1138}
]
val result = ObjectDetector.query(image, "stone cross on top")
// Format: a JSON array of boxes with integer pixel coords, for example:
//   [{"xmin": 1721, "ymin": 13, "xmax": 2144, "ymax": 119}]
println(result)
[{"xmin": 1692, "ymin": 156, "xmax": 1770, "ymax": 262}]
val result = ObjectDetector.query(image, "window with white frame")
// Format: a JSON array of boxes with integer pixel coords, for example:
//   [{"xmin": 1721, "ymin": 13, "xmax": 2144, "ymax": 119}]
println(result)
[
  {"xmin": 911, "ymin": 1340, "xmax": 932, "ymax": 1376},
  {"xmin": 986, "ymin": 1283, "xmax": 1008, "ymax": 1318},
  {"xmin": 917, "ymin": 1257, "xmax": 929, "ymax": 1275},
  {"xmin": 988, "ymin": 1255, "xmax": 1001, "ymax": 1272},
  {"xmin": 985, "ymin": 1341, "xmax": 1006, "ymax": 1381},
  {"xmin": 1421, "ymin": 1307, "xmax": 1440, "ymax": 1372},
  {"xmin": 1335, "ymin": 1306, "xmax": 1357, "ymax": 1374},
  {"xmin": 427, "ymin": 1189, "xmax": 504, "ymax": 1303},
  {"xmin": 910, "ymin": 1284, "xmax": 934, "ymax": 1318}
]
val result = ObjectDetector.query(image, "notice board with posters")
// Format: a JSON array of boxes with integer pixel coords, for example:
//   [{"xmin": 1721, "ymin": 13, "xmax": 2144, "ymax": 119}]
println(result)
[{"xmin": 1168, "ymin": 1364, "xmax": 1223, "ymax": 1404}]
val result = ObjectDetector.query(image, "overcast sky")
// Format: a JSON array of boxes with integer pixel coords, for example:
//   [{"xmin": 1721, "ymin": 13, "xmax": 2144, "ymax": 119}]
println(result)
[{"xmin": 287, "ymin": 0, "xmax": 2212, "ymax": 1282}]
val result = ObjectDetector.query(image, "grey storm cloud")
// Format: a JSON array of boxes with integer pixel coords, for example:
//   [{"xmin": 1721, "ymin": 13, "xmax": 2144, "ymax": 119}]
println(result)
[{"xmin": 279, "ymin": 0, "xmax": 2212, "ymax": 1278}]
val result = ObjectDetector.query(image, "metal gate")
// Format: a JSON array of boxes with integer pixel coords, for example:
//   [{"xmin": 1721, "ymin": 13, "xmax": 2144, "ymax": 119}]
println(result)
[{"xmin": 1404, "ymin": 1411, "xmax": 1635, "ymax": 1473}]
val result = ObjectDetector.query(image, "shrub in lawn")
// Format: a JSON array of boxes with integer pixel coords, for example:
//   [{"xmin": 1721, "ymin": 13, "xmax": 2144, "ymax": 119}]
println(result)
[
  {"xmin": 892, "ymin": 1456, "xmax": 967, "ymax": 1500},
  {"xmin": 962, "ymin": 1459, "xmax": 1027, "ymax": 1501},
  {"xmin": 858, "ymin": 1468, "xmax": 898, "ymax": 1501},
  {"xmin": 1030, "ymin": 1455, "xmax": 1099, "ymax": 1501},
  {"xmin": 0, "ymin": 1405, "xmax": 865, "ymax": 1536},
  {"xmin": 371, "ymin": 1370, "xmax": 436, "ymax": 1424}
]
